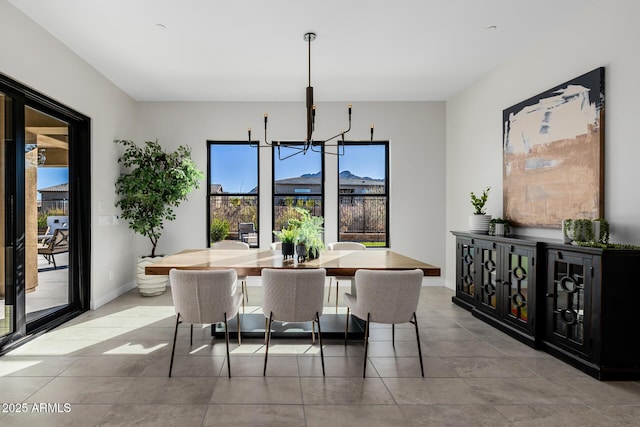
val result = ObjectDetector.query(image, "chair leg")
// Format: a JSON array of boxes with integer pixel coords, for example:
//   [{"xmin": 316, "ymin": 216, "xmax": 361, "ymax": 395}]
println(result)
[
  {"xmin": 392, "ymin": 324, "xmax": 395, "ymax": 348},
  {"xmin": 311, "ymin": 320, "xmax": 316, "ymax": 345},
  {"xmin": 363, "ymin": 312, "xmax": 370, "ymax": 378},
  {"xmin": 242, "ymin": 280, "xmax": 249, "ymax": 303},
  {"xmin": 169, "ymin": 314, "xmax": 180, "ymax": 377},
  {"xmin": 190, "ymin": 324, "xmax": 193, "ymax": 346},
  {"xmin": 51, "ymin": 254, "xmax": 57, "ymax": 269},
  {"xmin": 344, "ymin": 307, "xmax": 350, "ymax": 346},
  {"xmin": 237, "ymin": 311, "xmax": 242, "ymax": 346},
  {"xmin": 411, "ymin": 312, "xmax": 424, "ymax": 377},
  {"xmin": 264, "ymin": 317, "xmax": 269, "ymax": 344},
  {"xmin": 328, "ymin": 278, "xmax": 332, "ymax": 302},
  {"xmin": 335, "ymin": 279, "xmax": 339, "ymax": 312},
  {"xmin": 316, "ymin": 312, "xmax": 325, "ymax": 376},
  {"xmin": 263, "ymin": 312, "xmax": 273, "ymax": 376},
  {"xmin": 224, "ymin": 312, "xmax": 231, "ymax": 378}
]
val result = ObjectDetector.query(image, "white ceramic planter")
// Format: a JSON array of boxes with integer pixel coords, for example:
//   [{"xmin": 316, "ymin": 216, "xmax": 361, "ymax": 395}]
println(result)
[
  {"xmin": 469, "ymin": 214, "xmax": 492, "ymax": 234},
  {"xmin": 136, "ymin": 255, "xmax": 168, "ymax": 296}
]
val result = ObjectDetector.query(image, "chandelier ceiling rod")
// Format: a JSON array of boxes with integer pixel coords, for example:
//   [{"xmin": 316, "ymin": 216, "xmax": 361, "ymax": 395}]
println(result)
[{"xmin": 248, "ymin": 32, "xmax": 374, "ymax": 160}]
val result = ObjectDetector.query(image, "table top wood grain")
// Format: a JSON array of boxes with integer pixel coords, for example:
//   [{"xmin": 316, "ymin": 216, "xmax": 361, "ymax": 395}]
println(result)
[{"xmin": 145, "ymin": 248, "xmax": 440, "ymax": 277}]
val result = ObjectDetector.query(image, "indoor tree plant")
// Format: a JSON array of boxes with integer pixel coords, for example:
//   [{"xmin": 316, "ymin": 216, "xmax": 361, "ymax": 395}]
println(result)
[
  {"xmin": 115, "ymin": 139, "xmax": 203, "ymax": 296},
  {"xmin": 469, "ymin": 187, "xmax": 492, "ymax": 234}
]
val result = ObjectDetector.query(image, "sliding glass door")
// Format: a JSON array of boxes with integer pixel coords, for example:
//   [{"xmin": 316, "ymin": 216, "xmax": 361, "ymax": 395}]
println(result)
[
  {"xmin": 0, "ymin": 74, "xmax": 90, "ymax": 353},
  {"xmin": 0, "ymin": 90, "xmax": 14, "ymax": 341}
]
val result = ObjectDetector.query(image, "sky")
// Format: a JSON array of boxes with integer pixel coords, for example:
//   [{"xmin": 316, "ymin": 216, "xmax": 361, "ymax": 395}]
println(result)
[
  {"xmin": 37, "ymin": 167, "xmax": 68, "ymax": 198},
  {"xmin": 210, "ymin": 143, "xmax": 386, "ymax": 193}
]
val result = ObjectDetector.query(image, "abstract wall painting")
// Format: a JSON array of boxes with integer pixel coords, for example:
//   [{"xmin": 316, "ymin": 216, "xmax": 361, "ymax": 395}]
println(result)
[{"xmin": 503, "ymin": 67, "xmax": 604, "ymax": 228}]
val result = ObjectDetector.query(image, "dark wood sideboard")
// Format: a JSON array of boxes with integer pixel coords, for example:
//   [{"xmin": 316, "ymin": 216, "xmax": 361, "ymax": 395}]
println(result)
[{"xmin": 451, "ymin": 231, "xmax": 640, "ymax": 380}]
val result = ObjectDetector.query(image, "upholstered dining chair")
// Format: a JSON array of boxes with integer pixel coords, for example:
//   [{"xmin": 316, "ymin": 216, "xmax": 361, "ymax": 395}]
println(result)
[
  {"xmin": 212, "ymin": 240, "xmax": 250, "ymax": 307},
  {"xmin": 261, "ymin": 268, "xmax": 327, "ymax": 376},
  {"xmin": 326, "ymin": 242, "xmax": 366, "ymax": 311},
  {"xmin": 344, "ymin": 268, "xmax": 424, "ymax": 377},
  {"xmin": 169, "ymin": 269, "xmax": 243, "ymax": 378}
]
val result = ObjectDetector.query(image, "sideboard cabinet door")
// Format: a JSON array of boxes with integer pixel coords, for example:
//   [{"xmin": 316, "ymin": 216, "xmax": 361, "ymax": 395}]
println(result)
[{"xmin": 545, "ymin": 250, "xmax": 593, "ymax": 359}]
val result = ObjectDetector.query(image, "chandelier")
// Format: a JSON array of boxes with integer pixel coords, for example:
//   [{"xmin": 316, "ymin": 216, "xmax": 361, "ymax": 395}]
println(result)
[{"xmin": 248, "ymin": 32, "xmax": 374, "ymax": 160}]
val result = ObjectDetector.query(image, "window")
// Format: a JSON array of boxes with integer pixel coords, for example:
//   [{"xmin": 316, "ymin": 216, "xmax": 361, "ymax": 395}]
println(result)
[
  {"xmin": 338, "ymin": 142, "xmax": 388, "ymax": 247},
  {"xmin": 208, "ymin": 142, "xmax": 258, "ymax": 247},
  {"xmin": 273, "ymin": 144, "xmax": 323, "ymax": 234}
]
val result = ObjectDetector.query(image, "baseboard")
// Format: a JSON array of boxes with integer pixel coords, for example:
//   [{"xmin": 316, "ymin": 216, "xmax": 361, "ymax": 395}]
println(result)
[{"xmin": 90, "ymin": 280, "xmax": 136, "ymax": 310}]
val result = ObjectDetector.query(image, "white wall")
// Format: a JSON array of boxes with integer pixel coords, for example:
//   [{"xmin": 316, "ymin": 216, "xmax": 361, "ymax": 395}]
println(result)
[
  {"xmin": 445, "ymin": 0, "xmax": 640, "ymax": 288},
  {"xmin": 0, "ymin": 1, "xmax": 138, "ymax": 308},
  {"xmin": 135, "ymin": 101, "xmax": 447, "ymax": 282}
]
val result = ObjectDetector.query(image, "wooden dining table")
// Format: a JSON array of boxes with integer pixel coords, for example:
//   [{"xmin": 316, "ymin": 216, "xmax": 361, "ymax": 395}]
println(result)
[
  {"xmin": 146, "ymin": 248, "xmax": 441, "ymax": 338},
  {"xmin": 145, "ymin": 248, "xmax": 441, "ymax": 277}
]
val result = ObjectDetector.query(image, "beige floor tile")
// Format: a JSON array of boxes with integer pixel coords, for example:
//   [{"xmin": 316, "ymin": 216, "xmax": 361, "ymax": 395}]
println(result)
[
  {"xmin": 98, "ymin": 404, "xmax": 208, "ymax": 427},
  {"xmin": 4, "ymin": 286, "xmax": 640, "ymax": 426},
  {"xmin": 400, "ymin": 404, "xmax": 511, "ymax": 427},
  {"xmin": 463, "ymin": 377, "xmax": 583, "ymax": 405},
  {"xmin": 117, "ymin": 377, "xmax": 217, "ymax": 404},
  {"xmin": 588, "ymin": 404, "xmax": 640, "ymax": 424},
  {"xmin": 203, "ymin": 404, "xmax": 305, "ymax": 427},
  {"xmin": 441, "ymin": 356, "xmax": 540, "ymax": 378},
  {"xmin": 305, "ymin": 404, "xmax": 409, "ymax": 427},
  {"xmin": 0, "ymin": 356, "xmax": 77, "ymax": 377},
  {"xmin": 0, "ymin": 404, "xmax": 111, "ymax": 427},
  {"xmin": 382, "ymin": 377, "xmax": 488, "ymax": 405},
  {"xmin": 211, "ymin": 377, "xmax": 302, "ymax": 404},
  {"xmin": 495, "ymin": 404, "xmax": 614, "ymax": 426},
  {"xmin": 26, "ymin": 376, "xmax": 134, "ymax": 404},
  {"xmin": 370, "ymin": 356, "xmax": 457, "ymax": 378},
  {"xmin": 300, "ymin": 377, "xmax": 395, "ymax": 405}
]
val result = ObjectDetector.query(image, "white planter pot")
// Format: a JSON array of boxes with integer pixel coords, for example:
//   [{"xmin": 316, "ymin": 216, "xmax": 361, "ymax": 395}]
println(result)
[
  {"xmin": 494, "ymin": 223, "xmax": 505, "ymax": 236},
  {"xmin": 469, "ymin": 214, "xmax": 492, "ymax": 234},
  {"xmin": 136, "ymin": 255, "xmax": 168, "ymax": 296}
]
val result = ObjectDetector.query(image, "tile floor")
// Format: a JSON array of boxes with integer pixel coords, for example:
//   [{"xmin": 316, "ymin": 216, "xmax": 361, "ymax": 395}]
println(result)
[{"xmin": 1, "ymin": 285, "xmax": 640, "ymax": 426}]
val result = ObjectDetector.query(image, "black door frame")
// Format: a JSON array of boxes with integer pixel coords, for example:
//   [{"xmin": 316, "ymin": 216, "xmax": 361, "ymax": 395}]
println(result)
[{"xmin": 0, "ymin": 73, "xmax": 91, "ymax": 353}]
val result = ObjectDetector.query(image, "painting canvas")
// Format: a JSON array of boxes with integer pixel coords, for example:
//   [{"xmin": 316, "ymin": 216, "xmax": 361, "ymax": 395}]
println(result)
[{"xmin": 503, "ymin": 67, "xmax": 604, "ymax": 228}]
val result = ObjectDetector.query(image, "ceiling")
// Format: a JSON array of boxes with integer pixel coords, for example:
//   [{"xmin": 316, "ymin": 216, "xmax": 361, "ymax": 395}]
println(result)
[{"xmin": 9, "ymin": 0, "xmax": 593, "ymax": 102}]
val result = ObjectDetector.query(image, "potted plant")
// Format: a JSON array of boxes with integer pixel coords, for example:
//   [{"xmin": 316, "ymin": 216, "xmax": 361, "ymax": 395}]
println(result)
[
  {"xmin": 289, "ymin": 207, "xmax": 324, "ymax": 261},
  {"xmin": 469, "ymin": 187, "xmax": 492, "ymax": 234},
  {"xmin": 114, "ymin": 139, "xmax": 204, "ymax": 296},
  {"xmin": 273, "ymin": 226, "xmax": 297, "ymax": 259},
  {"xmin": 489, "ymin": 218, "xmax": 510, "ymax": 236}
]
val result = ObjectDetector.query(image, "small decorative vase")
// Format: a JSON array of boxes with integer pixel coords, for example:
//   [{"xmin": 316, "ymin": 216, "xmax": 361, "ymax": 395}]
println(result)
[
  {"xmin": 469, "ymin": 214, "xmax": 492, "ymax": 234},
  {"xmin": 494, "ymin": 223, "xmax": 505, "ymax": 236},
  {"xmin": 562, "ymin": 220, "xmax": 573, "ymax": 243},
  {"xmin": 281, "ymin": 242, "xmax": 295, "ymax": 259},
  {"xmin": 136, "ymin": 255, "xmax": 168, "ymax": 296},
  {"xmin": 296, "ymin": 243, "xmax": 307, "ymax": 263}
]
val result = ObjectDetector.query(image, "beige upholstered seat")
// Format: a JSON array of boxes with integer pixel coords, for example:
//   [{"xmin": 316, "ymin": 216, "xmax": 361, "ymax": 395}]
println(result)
[
  {"xmin": 326, "ymin": 242, "xmax": 366, "ymax": 311},
  {"xmin": 212, "ymin": 240, "xmax": 250, "ymax": 307},
  {"xmin": 261, "ymin": 268, "xmax": 327, "ymax": 376},
  {"xmin": 344, "ymin": 269, "xmax": 424, "ymax": 377},
  {"xmin": 168, "ymin": 269, "xmax": 243, "ymax": 378}
]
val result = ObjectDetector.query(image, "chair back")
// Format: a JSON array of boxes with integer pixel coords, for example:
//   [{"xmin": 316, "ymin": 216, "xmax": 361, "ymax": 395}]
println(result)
[
  {"xmin": 45, "ymin": 228, "xmax": 69, "ymax": 251},
  {"xmin": 238, "ymin": 222, "xmax": 256, "ymax": 233},
  {"xmin": 169, "ymin": 269, "xmax": 241, "ymax": 324},
  {"xmin": 328, "ymin": 242, "xmax": 366, "ymax": 251},
  {"xmin": 261, "ymin": 268, "xmax": 326, "ymax": 322},
  {"xmin": 353, "ymin": 269, "xmax": 423, "ymax": 324},
  {"xmin": 212, "ymin": 240, "xmax": 250, "ymax": 250}
]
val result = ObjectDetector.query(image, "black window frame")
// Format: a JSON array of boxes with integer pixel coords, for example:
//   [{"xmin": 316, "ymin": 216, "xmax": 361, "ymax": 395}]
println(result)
[
  {"xmin": 272, "ymin": 143, "xmax": 325, "ymax": 238},
  {"xmin": 206, "ymin": 141, "xmax": 260, "ymax": 247},
  {"xmin": 337, "ymin": 141, "xmax": 389, "ymax": 247}
]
